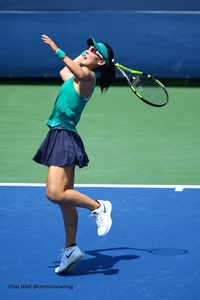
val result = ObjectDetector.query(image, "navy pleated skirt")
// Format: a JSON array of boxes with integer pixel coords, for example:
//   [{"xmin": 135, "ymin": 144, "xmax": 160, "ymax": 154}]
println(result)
[{"xmin": 33, "ymin": 127, "xmax": 89, "ymax": 168}]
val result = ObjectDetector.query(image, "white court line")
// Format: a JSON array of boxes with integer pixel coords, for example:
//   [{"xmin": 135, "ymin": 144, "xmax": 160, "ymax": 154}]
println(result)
[{"xmin": 0, "ymin": 183, "xmax": 200, "ymax": 191}]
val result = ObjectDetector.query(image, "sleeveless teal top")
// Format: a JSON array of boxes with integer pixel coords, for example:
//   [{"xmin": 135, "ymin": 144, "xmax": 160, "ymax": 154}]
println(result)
[{"xmin": 45, "ymin": 74, "xmax": 96, "ymax": 132}]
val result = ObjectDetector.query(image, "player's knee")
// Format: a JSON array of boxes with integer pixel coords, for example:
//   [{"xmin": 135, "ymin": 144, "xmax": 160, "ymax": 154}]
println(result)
[{"xmin": 46, "ymin": 187, "xmax": 61, "ymax": 203}]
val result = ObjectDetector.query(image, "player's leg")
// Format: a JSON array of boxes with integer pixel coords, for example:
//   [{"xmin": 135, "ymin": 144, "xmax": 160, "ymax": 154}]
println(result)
[
  {"xmin": 47, "ymin": 165, "xmax": 112, "ymax": 237},
  {"xmin": 58, "ymin": 165, "xmax": 77, "ymax": 248},
  {"xmin": 46, "ymin": 165, "xmax": 85, "ymax": 273},
  {"xmin": 46, "ymin": 165, "xmax": 99, "ymax": 210},
  {"xmin": 46, "ymin": 165, "xmax": 112, "ymax": 238},
  {"xmin": 46, "ymin": 165, "xmax": 112, "ymax": 273}
]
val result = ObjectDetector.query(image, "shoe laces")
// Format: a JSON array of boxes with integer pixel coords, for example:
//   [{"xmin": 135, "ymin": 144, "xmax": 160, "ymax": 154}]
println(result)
[
  {"xmin": 58, "ymin": 248, "xmax": 66, "ymax": 258},
  {"xmin": 90, "ymin": 210, "xmax": 106, "ymax": 227}
]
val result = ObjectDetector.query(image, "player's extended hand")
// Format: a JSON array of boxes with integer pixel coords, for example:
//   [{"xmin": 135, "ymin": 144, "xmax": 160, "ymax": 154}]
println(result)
[{"xmin": 41, "ymin": 34, "xmax": 58, "ymax": 53}]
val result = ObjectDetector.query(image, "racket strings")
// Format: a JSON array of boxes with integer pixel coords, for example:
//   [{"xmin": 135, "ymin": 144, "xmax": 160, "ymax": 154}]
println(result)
[{"xmin": 130, "ymin": 75, "xmax": 168, "ymax": 106}]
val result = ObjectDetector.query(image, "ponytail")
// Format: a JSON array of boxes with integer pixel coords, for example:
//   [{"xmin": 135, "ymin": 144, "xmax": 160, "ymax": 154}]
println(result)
[{"xmin": 98, "ymin": 43, "xmax": 116, "ymax": 93}]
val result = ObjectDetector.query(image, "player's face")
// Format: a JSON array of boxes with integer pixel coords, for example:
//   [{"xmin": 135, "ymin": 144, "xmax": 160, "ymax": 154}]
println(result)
[{"xmin": 81, "ymin": 46, "xmax": 106, "ymax": 68}]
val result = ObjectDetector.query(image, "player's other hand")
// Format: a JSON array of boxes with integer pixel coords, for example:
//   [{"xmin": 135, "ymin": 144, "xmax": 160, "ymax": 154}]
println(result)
[{"xmin": 41, "ymin": 34, "xmax": 58, "ymax": 53}]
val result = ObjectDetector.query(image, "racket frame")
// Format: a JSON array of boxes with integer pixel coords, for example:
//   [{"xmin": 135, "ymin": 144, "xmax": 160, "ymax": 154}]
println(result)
[{"xmin": 114, "ymin": 61, "xmax": 169, "ymax": 107}]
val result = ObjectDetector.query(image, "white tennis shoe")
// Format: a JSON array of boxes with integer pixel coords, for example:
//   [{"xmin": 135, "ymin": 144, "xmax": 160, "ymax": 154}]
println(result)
[
  {"xmin": 91, "ymin": 200, "xmax": 112, "ymax": 237},
  {"xmin": 55, "ymin": 245, "xmax": 84, "ymax": 274}
]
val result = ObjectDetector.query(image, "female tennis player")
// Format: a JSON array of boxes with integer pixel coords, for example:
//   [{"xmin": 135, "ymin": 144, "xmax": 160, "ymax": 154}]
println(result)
[{"xmin": 33, "ymin": 34, "xmax": 116, "ymax": 274}]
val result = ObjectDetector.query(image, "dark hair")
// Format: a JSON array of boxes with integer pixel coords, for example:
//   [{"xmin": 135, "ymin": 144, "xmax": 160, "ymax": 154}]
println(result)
[{"xmin": 96, "ymin": 43, "xmax": 116, "ymax": 93}]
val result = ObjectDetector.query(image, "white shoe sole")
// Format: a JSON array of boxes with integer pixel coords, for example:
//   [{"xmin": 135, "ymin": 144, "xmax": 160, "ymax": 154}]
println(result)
[
  {"xmin": 55, "ymin": 253, "xmax": 84, "ymax": 274},
  {"xmin": 98, "ymin": 201, "xmax": 112, "ymax": 237}
]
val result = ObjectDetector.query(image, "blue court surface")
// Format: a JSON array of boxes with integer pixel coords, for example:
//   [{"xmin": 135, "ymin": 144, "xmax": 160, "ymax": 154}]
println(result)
[{"xmin": 1, "ymin": 184, "xmax": 200, "ymax": 300}]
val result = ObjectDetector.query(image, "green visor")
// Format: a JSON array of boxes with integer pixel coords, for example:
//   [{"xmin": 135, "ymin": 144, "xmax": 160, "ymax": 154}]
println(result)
[{"xmin": 87, "ymin": 37, "xmax": 110, "ymax": 66}]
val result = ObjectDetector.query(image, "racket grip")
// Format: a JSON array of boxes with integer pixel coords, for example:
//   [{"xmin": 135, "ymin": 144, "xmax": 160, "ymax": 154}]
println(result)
[{"xmin": 81, "ymin": 50, "xmax": 86, "ymax": 57}]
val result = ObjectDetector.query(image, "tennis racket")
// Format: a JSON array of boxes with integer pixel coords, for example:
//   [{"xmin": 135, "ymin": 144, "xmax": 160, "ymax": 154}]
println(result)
[{"xmin": 114, "ymin": 61, "xmax": 169, "ymax": 107}]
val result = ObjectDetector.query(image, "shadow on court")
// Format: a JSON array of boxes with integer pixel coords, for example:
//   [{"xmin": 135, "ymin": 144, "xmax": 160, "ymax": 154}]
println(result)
[
  {"xmin": 52, "ymin": 246, "xmax": 188, "ymax": 277},
  {"xmin": 52, "ymin": 248, "xmax": 140, "ymax": 276}
]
